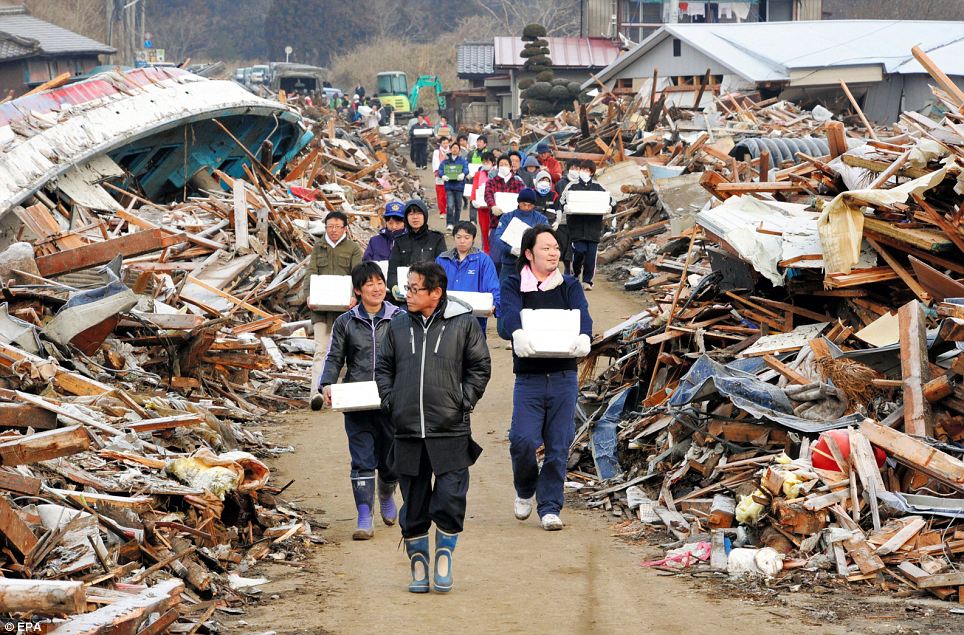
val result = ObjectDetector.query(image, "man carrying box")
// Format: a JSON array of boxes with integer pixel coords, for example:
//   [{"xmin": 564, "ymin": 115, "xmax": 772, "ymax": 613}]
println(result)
[
  {"xmin": 320, "ymin": 262, "xmax": 403, "ymax": 540},
  {"xmin": 375, "ymin": 262, "xmax": 490, "ymax": 594},
  {"xmin": 497, "ymin": 226, "xmax": 592, "ymax": 531},
  {"xmin": 491, "ymin": 188, "xmax": 548, "ymax": 285},
  {"xmin": 307, "ymin": 211, "xmax": 362, "ymax": 411}
]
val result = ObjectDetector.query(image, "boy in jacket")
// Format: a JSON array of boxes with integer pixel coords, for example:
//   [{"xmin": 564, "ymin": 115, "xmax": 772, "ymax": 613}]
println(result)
[
  {"xmin": 320, "ymin": 262, "xmax": 403, "ymax": 540},
  {"xmin": 498, "ymin": 226, "xmax": 592, "ymax": 531},
  {"xmin": 437, "ymin": 142, "xmax": 470, "ymax": 230},
  {"xmin": 436, "ymin": 222, "xmax": 501, "ymax": 333},
  {"xmin": 375, "ymin": 262, "xmax": 491, "ymax": 594},
  {"xmin": 560, "ymin": 160, "xmax": 612, "ymax": 291},
  {"xmin": 362, "ymin": 201, "xmax": 407, "ymax": 262},
  {"xmin": 306, "ymin": 211, "xmax": 363, "ymax": 410},
  {"xmin": 491, "ymin": 188, "xmax": 549, "ymax": 285},
  {"xmin": 387, "ymin": 200, "xmax": 446, "ymax": 292}
]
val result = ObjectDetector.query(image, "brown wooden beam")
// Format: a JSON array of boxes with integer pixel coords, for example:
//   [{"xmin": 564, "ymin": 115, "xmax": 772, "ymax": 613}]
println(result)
[
  {"xmin": 35, "ymin": 228, "xmax": 187, "ymax": 277},
  {"xmin": 898, "ymin": 300, "xmax": 933, "ymax": 437}
]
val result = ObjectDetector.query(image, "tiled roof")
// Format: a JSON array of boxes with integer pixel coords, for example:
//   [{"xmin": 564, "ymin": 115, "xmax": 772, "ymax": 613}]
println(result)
[
  {"xmin": 0, "ymin": 7, "xmax": 113, "ymax": 60},
  {"xmin": 458, "ymin": 42, "xmax": 495, "ymax": 77}
]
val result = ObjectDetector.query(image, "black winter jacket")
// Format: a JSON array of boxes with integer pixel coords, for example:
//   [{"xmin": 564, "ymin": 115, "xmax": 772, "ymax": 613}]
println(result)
[
  {"xmin": 375, "ymin": 297, "xmax": 491, "ymax": 439},
  {"xmin": 562, "ymin": 180, "xmax": 611, "ymax": 243},
  {"xmin": 319, "ymin": 302, "xmax": 403, "ymax": 389},
  {"xmin": 387, "ymin": 225, "xmax": 447, "ymax": 288}
]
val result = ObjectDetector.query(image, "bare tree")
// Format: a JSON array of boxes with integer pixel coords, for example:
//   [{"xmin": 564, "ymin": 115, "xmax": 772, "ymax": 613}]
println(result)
[
  {"xmin": 24, "ymin": 0, "xmax": 106, "ymax": 42},
  {"xmin": 474, "ymin": 0, "xmax": 581, "ymax": 36}
]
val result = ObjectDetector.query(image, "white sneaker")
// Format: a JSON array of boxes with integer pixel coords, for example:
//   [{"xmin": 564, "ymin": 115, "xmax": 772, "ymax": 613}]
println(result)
[
  {"xmin": 541, "ymin": 513, "xmax": 563, "ymax": 531},
  {"xmin": 513, "ymin": 497, "xmax": 532, "ymax": 520}
]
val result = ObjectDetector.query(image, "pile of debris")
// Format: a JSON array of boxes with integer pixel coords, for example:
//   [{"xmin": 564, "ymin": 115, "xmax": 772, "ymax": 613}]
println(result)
[
  {"xmin": 567, "ymin": 47, "xmax": 964, "ymax": 604},
  {"xmin": 0, "ymin": 67, "xmax": 417, "ymax": 631}
]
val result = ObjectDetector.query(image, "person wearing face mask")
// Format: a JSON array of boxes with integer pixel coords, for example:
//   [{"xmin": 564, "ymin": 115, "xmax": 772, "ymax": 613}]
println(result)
[
  {"xmin": 438, "ymin": 142, "xmax": 469, "ymax": 231},
  {"xmin": 387, "ymin": 199, "xmax": 447, "ymax": 293},
  {"xmin": 319, "ymin": 262, "xmax": 403, "ymax": 540},
  {"xmin": 552, "ymin": 159, "xmax": 581, "ymax": 275},
  {"xmin": 491, "ymin": 188, "xmax": 549, "ymax": 285},
  {"xmin": 363, "ymin": 201, "xmax": 408, "ymax": 262},
  {"xmin": 470, "ymin": 151, "xmax": 496, "ymax": 254},
  {"xmin": 483, "ymin": 156, "xmax": 526, "ymax": 275},
  {"xmin": 432, "ymin": 138, "xmax": 452, "ymax": 220},
  {"xmin": 560, "ymin": 160, "xmax": 612, "ymax": 291},
  {"xmin": 532, "ymin": 170, "xmax": 559, "ymax": 218},
  {"xmin": 497, "ymin": 225, "xmax": 592, "ymax": 531},
  {"xmin": 436, "ymin": 222, "xmax": 501, "ymax": 333}
]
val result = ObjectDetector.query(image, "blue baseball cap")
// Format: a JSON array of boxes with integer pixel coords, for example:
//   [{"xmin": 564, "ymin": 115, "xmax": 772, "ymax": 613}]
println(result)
[{"xmin": 384, "ymin": 200, "xmax": 405, "ymax": 218}]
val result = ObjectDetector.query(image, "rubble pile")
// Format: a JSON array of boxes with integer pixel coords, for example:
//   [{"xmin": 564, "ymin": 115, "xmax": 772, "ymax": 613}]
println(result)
[
  {"xmin": 564, "ymin": 48, "xmax": 964, "ymax": 602},
  {"xmin": 0, "ymin": 83, "xmax": 417, "ymax": 630}
]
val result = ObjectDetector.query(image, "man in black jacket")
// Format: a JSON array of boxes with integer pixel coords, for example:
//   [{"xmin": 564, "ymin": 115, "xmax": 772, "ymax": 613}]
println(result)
[
  {"xmin": 561, "ymin": 160, "xmax": 612, "ymax": 291},
  {"xmin": 375, "ymin": 262, "xmax": 490, "ymax": 594},
  {"xmin": 387, "ymin": 200, "xmax": 446, "ymax": 293}
]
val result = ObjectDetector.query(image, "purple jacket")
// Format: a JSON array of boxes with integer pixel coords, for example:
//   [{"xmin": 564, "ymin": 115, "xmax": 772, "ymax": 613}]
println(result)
[{"xmin": 363, "ymin": 227, "xmax": 405, "ymax": 262}]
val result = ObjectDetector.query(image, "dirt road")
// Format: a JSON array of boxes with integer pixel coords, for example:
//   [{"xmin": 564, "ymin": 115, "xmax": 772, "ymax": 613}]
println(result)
[{"xmin": 228, "ymin": 170, "xmax": 858, "ymax": 634}]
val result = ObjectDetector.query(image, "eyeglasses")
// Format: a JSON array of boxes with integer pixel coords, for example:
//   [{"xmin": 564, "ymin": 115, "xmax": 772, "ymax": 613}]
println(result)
[
  {"xmin": 406, "ymin": 286, "xmax": 429, "ymax": 295},
  {"xmin": 326, "ymin": 223, "xmax": 346, "ymax": 230}
]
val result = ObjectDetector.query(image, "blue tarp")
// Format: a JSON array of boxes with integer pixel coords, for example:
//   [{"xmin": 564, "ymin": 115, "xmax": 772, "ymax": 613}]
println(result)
[{"xmin": 668, "ymin": 355, "xmax": 864, "ymax": 434}]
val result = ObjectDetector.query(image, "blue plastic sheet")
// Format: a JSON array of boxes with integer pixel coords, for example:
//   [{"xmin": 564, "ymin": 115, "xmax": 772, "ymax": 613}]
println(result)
[{"xmin": 668, "ymin": 355, "xmax": 864, "ymax": 433}]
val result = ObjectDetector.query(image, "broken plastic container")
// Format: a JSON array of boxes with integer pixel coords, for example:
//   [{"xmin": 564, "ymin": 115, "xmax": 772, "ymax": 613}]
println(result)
[
  {"xmin": 307, "ymin": 275, "xmax": 353, "ymax": 311},
  {"xmin": 330, "ymin": 381, "xmax": 382, "ymax": 412},
  {"xmin": 520, "ymin": 308, "xmax": 580, "ymax": 357}
]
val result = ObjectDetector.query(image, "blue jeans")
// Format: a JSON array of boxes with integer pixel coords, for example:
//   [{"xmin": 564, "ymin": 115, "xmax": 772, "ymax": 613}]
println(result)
[
  {"xmin": 509, "ymin": 370, "xmax": 578, "ymax": 517},
  {"xmin": 345, "ymin": 410, "xmax": 396, "ymax": 482},
  {"xmin": 445, "ymin": 190, "xmax": 464, "ymax": 226}
]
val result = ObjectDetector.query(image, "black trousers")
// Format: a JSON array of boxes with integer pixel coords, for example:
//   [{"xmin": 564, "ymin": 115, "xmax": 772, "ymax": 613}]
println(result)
[
  {"xmin": 413, "ymin": 142, "xmax": 428, "ymax": 168},
  {"xmin": 398, "ymin": 443, "xmax": 469, "ymax": 538}
]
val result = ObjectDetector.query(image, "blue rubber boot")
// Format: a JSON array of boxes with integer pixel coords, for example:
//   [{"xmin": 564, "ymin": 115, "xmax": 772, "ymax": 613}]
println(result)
[
  {"xmin": 377, "ymin": 478, "xmax": 398, "ymax": 526},
  {"xmin": 350, "ymin": 475, "xmax": 375, "ymax": 540},
  {"xmin": 433, "ymin": 529, "xmax": 459, "ymax": 593},
  {"xmin": 404, "ymin": 535, "xmax": 430, "ymax": 593}
]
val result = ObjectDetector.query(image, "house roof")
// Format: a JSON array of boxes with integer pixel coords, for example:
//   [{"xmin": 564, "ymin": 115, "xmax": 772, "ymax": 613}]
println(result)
[
  {"xmin": 458, "ymin": 42, "xmax": 495, "ymax": 77},
  {"xmin": 0, "ymin": 5, "xmax": 113, "ymax": 61},
  {"xmin": 493, "ymin": 37, "xmax": 619, "ymax": 70},
  {"xmin": 591, "ymin": 20, "xmax": 964, "ymax": 86}
]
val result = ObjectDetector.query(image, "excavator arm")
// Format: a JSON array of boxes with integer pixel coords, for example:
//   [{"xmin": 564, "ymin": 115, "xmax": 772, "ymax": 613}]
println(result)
[{"xmin": 409, "ymin": 75, "xmax": 446, "ymax": 111}]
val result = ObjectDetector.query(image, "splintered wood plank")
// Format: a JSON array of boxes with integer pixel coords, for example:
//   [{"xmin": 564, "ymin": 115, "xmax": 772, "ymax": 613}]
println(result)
[
  {"xmin": 233, "ymin": 180, "xmax": 249, "ymax": 252},
  {"xmin": 35, "ymin": 228, "xmax": 187, "ymax": 277},
  {"xmin": 0, "ymin": 495, "xmax": 36, "ymax": 555},
  {"xmin": 0, "ymin": 425, "xmax": 90, "ymax": 465},
  {"xmin": 51, "ymin": 578, "xmax": 183, "ymax": 635},
  {"xmin": 898, "ymin": 300, "xmax": 933, "ymax": 436},
  {"xmin": 876, "ymin": 517, "xmax": 925, "ymax": 556},
  {"xmin": 0, "ymin": 403, "xmax": 58, "ymax": 429},
  {"xmin": 860, "ymin": 420, "xmax": 964, "ymax": 487}
]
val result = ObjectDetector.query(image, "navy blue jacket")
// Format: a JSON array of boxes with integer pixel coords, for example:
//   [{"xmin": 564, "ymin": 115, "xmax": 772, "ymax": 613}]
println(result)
[
  {"xmin": 491, "ymin": 208, "xmax": 549, "ymax": 267},
  {"xmin": 497, "ymin": 272, "xmax": 592, "ymax": 375},
  {"xmin": 438, "ymin": 156, "xmax": 469, "ymax": 192},
  {"xmin": 363, "ymin": 227, "xmax": 404, "ymax": 262}
]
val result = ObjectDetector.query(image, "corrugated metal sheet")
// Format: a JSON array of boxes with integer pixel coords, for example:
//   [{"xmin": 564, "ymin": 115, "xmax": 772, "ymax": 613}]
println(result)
[
  {"xmin": 493, "ymin": 37, "xmax": 619, "ymax": 69},
  {"xmin": 457, "ymin": 42, "xmax": 495, "ymax": 76},
  {"xmin": 594, "ymin": 20, "xmax": 964, "ymax": 85},
  {"xmin": 0, "ymin": 7, "xmax": 113, "ymax": 56}
]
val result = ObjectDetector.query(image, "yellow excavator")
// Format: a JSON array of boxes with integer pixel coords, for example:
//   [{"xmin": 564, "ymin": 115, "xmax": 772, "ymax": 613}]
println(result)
[{"xmin": 376, "ymin": 71, "xmax": 445, "ymax": 117}]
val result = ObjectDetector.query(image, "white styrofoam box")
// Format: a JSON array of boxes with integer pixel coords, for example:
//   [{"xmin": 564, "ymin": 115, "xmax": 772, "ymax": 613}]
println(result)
[
  {"xmin": 448, "ymin": 291, "xmax": 494, "ymax": 317},
  {"xmin": 397, "ymin": 266, "xmax": 410, "ymax": 293},
  {"xmin": 520, "ymin": 308, "xmax": 580, "ymax": 357},
  {"xmin": 494, "ymin": 191, "xmax": 518, "ymax": 212},
  {"xmin": 330, "ymin": 381, "xmax": 382, "ymax": 412},
  {"xmin": 308, "ymin": 275, "xmax": 353, "ymax": 311},
  {"xmin": 565, "ymin": 190, "xmax": 611, "ymax": 215},
  {"xmin": 468, "ymin": 163, "xmax": 481, "ymax": 176},
  {"xmin": 499, "ymin": 217, "xmax": 530, "ymax": 252},
  {"xmin": 412, "ymin": 128, "xmax": 433, "ymax": 137},
  {"xmin": 463, "ymin": 183, "xmax": 473, "ymax": 197},
  {"xmin": 474, "ymin": 181, "xmax": 487, "ymax": 206},
  {"xmin": 376, "ymin": 260, "xmax": 389, "ymax": 279}
]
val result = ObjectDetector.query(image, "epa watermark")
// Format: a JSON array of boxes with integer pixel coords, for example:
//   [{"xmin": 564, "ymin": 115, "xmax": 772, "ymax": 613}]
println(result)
[{"xmin": 0, "ymin": 620, "xmax": 50, "ymax": 633}]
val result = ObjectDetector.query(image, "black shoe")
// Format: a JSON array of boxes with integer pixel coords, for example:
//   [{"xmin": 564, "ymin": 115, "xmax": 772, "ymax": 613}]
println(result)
[{"xmin": 310, "ymin": 394, "xmax": 324, "ymax": 411}]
